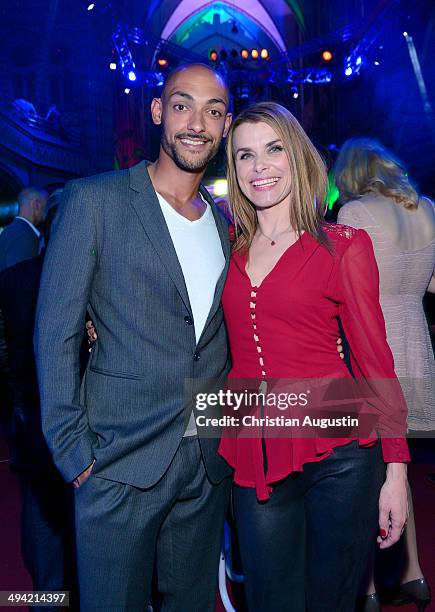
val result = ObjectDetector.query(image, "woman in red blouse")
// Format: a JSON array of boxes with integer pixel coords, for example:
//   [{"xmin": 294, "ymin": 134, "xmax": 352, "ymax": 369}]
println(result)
[{"xmin": 218, "ymin": 102, "xmax": 409, "ymax": 611}]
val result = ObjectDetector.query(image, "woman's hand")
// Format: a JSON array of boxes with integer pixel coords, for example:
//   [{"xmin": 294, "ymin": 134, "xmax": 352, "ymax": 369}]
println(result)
[
  {"xmin": 377, "ymin": 462, "xmax": 409, "ymax": 549},
  {"xmin": 86, "ymin": 319, "xmax": 97, "ymax": 343}
]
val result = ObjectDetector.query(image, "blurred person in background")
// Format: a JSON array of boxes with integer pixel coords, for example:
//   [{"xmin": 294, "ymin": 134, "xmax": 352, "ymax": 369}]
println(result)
[
  {"xmin": 0, "ymin": 191, "xmax": 77, "ymax": 610},
  {"xmin": 0, "ymin": 186, "xmax": 48, "ymax": 419},
  {"xmin": 0, "ymin": 186, "xmax": 48, "ymax": 272},
  {"xmin": 335, "ymin": 138, "xmax": 434, "ymax": 612}
]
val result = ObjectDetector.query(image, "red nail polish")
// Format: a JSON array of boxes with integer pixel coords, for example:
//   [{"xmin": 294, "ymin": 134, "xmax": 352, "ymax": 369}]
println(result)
[{"xmin": 380, "ymin": 529, "xmax": 387, "ymax": 538}]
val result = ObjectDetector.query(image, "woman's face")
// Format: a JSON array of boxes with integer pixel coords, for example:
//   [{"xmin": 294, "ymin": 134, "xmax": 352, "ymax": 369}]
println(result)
[{"xmin": 233, "ymin": 121, "xmax": 292, "ymax": 210}]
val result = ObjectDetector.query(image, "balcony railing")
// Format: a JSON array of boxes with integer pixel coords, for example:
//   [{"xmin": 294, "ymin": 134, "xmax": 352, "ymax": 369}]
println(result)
[
  {"xmin": 3, "ymin": 101, "xmax": 84, "ymax": 148},
  {"xmin": 0, "ymin": 103, "xmax": 94, "ymax": 177}
]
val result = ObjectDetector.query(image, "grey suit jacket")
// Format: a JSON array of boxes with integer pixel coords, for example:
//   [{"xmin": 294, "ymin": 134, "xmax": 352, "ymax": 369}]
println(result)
[
  {"xmin": 0, "ymin": 217, "xmax": 39, "ymax": 272},
  {"xmin": 35, "ymin": 161, "xmax": 232, "ymax": 488}
]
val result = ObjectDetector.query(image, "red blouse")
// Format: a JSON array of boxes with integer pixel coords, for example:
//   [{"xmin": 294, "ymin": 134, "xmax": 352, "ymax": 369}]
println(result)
[{"xmin": 219, "ymin": 224, "xmax": 410, "ymax": 500}]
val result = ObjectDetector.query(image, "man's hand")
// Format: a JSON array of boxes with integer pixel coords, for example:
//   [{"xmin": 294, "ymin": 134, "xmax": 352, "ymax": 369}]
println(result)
[
  {"xmin": 73, "ymin": 459, "xmax": 95, "ymax": 489},
  {"xmin": 337, "ymin": 337, "xmax": 344, "ymax": 359}
]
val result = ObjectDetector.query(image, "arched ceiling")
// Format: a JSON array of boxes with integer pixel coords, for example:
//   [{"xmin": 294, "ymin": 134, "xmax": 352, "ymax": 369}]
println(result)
[
  {"xmin": 167, "ymin": 2, "xmax": 285, "ymax": 55},
  {"xmin": 139, "ymin": 0, "xmax": 305, "ymax": 54},
  {"xmin": 161, "ymin": 0, "xmax": 286, "ymax": 51}
]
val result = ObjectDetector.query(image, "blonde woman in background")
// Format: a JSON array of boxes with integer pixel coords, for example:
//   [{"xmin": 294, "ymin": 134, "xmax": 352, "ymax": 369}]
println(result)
[{"xmin": 335, "ymin": 138, "xmax": 434, "ymax": 612}]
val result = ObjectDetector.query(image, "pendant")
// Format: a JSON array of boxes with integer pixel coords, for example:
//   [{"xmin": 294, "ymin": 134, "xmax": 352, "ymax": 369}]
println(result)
[{"xmin": 270, "ymin": 240, "xmax": 276, "ymax": 246}]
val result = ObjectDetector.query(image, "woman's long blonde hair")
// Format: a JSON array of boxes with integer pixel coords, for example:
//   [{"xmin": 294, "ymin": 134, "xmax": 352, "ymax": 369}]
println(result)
[
  {"xmin": 225, "ymin": 102, "xmax": 329, "ymax": 252},
  {"xmin": 334, "ymin": 138, "xmax": 419, "ymax": 210}
]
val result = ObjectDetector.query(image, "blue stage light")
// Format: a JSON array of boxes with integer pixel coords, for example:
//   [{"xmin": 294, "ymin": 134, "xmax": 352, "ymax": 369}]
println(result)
[
  {"xmin": 345, "ymin": 66, "xmax": 353, "ymax": 76},
  {"xmin": 356, "ymin": 56, "xmax": 362, "ymax": 66},
  {"xmin": 87, "ymin": 3, "xmax": 95, "ymax": 10},
  {"xmin": 113, "ymin": 26, "xmax": 139, "ymax": 86}
]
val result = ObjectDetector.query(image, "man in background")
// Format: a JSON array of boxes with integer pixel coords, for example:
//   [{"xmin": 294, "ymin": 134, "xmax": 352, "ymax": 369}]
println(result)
[
  {"xmin": 0, "ymin": 186, "xmax": 48, "ymax": 272},
  {"xmin": 0, "ymin": 186, "xmax": 48, "ymax": 462},
  {"xmin": 0, "ymin": 192, "xmax": 76, "ymax": 610}
]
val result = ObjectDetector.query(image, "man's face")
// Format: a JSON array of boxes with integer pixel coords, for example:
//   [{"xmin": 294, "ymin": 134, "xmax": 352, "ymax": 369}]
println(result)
[{"xmin": 151, "ymin": 67, "xmax": 232, "ymax": 172}]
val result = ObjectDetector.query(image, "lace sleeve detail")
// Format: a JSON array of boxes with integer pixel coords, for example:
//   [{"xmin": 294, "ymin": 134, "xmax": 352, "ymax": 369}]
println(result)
[{"xmin": 338, "ymin": 229, "xmax": 410, "ymax": 463}]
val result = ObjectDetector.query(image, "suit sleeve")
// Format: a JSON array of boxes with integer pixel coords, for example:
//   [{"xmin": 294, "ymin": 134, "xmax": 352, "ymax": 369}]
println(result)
[
  {"xmin": 337, "ymin": 229, "xmax": 410, "ymax": 463},
  {"xmin": 34, "ymin": 181, "xmax": 98, "ymax": 482}
]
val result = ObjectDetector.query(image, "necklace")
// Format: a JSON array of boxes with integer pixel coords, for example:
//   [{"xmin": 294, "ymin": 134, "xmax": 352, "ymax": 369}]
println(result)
[{"xmin": 257, "ymin": 224, "xmax": 292, "ymax": 246}]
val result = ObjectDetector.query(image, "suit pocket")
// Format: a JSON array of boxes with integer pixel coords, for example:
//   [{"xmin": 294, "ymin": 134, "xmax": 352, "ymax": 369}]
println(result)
[{"xmin": 89, "ymin": 366, "xmax": 143, "ymax": 380}]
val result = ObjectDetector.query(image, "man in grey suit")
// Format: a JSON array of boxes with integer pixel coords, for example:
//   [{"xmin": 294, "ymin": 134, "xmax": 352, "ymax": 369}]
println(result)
[
  {"xmin": 0, "ymin": 187, "xmax": 48, "ymax": 272},
  {"xmin": 35, "ymin": 64, "xmax": 233, "ymax": 611}
]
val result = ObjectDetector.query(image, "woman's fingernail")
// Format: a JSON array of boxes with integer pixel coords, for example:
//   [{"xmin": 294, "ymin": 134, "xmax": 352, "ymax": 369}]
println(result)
[{"xmin": 380, "ymin": 529, "xmax": 387, "ymax": 538}]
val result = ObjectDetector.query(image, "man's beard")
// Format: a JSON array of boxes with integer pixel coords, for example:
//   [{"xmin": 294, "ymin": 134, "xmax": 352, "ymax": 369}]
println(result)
[{"xmin": 161, "ymin": 130, "xmax": 219, "ymax": 172}]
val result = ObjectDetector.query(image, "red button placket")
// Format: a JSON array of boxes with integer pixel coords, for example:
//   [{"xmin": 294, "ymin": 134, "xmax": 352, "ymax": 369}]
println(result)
[
  {"xmin": 250, "ymin": 287, "xmax": 267, "ymax": 378},
  {"xmin": 250, "ymin": 286, "xmax": 270, "ymax": 491}
]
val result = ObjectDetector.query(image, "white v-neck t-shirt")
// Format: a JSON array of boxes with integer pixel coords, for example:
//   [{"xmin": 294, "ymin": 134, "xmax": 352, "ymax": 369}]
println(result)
[{"xmin": 157, "ymin": 193, "xmax": 225, "ymax": 435}]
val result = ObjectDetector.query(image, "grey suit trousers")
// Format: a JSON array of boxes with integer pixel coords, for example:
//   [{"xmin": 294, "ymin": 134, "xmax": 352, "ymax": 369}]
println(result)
[{"xmin": 74, "ymin": 436, "xmax": 230, "ymax": 611}]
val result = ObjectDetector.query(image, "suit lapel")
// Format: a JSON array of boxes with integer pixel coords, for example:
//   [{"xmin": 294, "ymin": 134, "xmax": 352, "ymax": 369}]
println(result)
[
  {"xmin": 128, "ymin": 161, "xmax": 231, "ymax": 332},
  {"xmin": 128, "ymin": 161, "xmax": 192, "ymax": 314}
]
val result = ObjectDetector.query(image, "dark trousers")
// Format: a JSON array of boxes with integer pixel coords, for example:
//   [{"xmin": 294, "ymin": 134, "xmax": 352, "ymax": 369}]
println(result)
[
  {"xmin": 74, "ymin": 436, "xmax": 231, "ymax": 611},
  {"xmin": 20, "ymin": 469, "xmax": 76, "ymax": 611},
  {"xmin": 233, "ymin": 441, "xmax": 386, "ymax": 612}
]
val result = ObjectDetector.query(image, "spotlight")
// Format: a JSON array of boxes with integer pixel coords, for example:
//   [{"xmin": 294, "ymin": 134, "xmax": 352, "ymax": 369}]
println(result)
[
  {"xmin": 322, "ymin": 50, "xmax": 333, "ymax": 62},
  {"xmin": 355, "ymin": 56, "xmax": 362, "ymax": 66},
  {"xmin": 260, "ymin": 49, "xmax": 269, "ymax": 59},
  {"xmin": 403, "ymin": 31, "xmax": 408, "ymax": 37},
  {"xmin": 210, "ymin": 50, "xmax": 218, "ymax": 62},
  {"xmin": 345, "ymin": 66, "xmax": 353, "ymax": 76},
  {"xmin": 291, "ymin": 86, "xmax": 299, "ymax": 99},
  {"xmin": 124, "ymin": 88, "xmax": 131, "ymax": 94},
  {"xmin": 158, "ymin": 58, "xmax": 168, "ymax": 67},
  {"xmin": 87, "ymin": 3, "xmax": 95, "ymax": 10},
  {"xmin": 251, "ymin": 49, "xmax": 259, "ymax": 59},
  {"xmin": 109, "ymin": 62, "xmax": 117, "ymax": 70},
  {"xmin": 241, "ymin": 49, "xmax": 249, "ymax": 59},
  {"xmin": 128, "ymin": 70, "xmax": 137, "ymax": 81},
  {"xmin": 374, "ymin": 60, "xmax": 380, "ymax": 66},
  {"xmin": 213, "ymin": 179, "xmax": 228, "ymax": 197}
]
